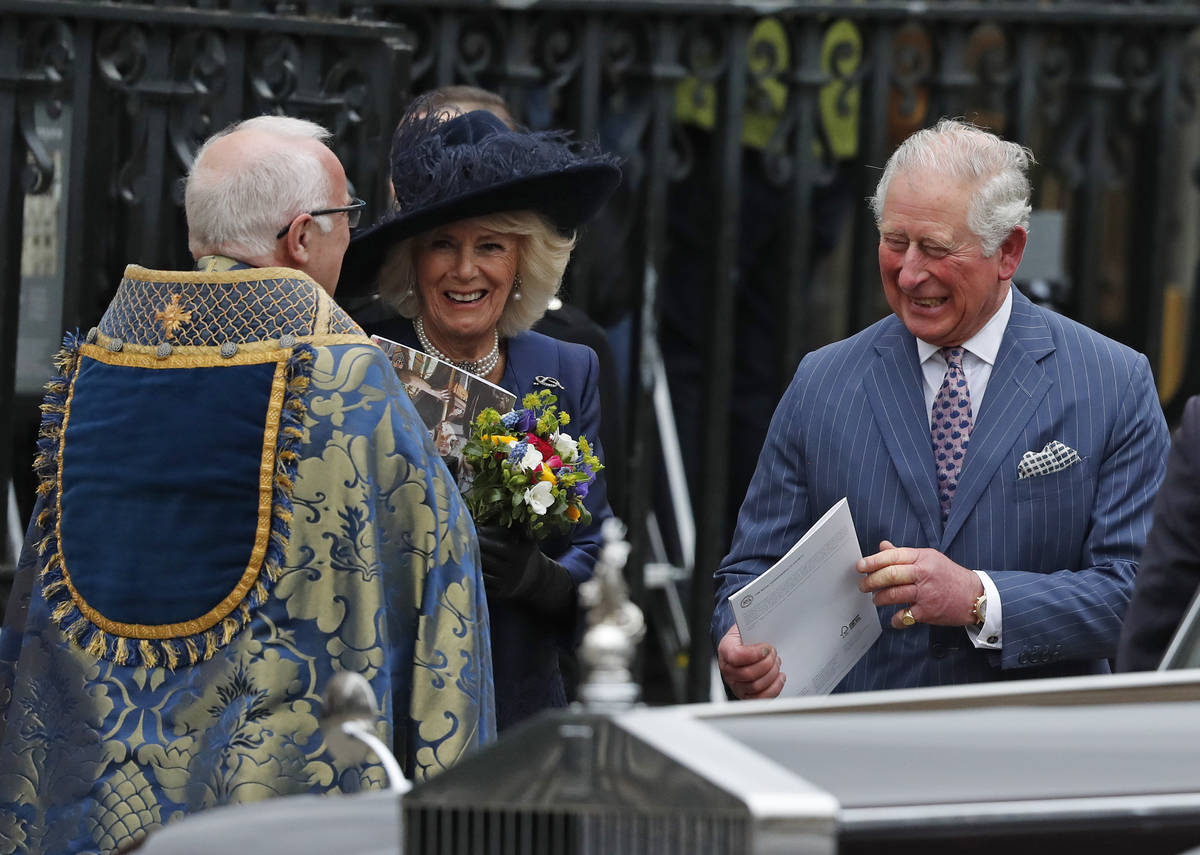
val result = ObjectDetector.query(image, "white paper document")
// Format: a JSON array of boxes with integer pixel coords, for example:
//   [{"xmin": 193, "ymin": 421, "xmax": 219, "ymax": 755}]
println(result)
[{"xmin": 729, "ymin": 497, "xmax": 880, "ymax": 697}]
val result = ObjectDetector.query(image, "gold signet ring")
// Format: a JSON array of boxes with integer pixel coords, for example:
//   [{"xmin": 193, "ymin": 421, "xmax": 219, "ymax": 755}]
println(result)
[{"xmin": 901, "ymin": 608, "xmax": 916, "ymax": 626}]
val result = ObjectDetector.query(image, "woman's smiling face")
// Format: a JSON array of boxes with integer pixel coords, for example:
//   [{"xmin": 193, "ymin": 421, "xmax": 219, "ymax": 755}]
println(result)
[{"xmin": 414, "ymin": 217, "xmax": 520, "ymax": 356}]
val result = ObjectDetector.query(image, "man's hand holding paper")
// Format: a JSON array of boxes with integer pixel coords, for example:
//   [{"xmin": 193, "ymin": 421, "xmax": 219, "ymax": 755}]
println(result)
[
  {"xmin": 717, "ymin": 625, "xmax": 784, "ymax": 700},
  {"xmin": 726, "ymin": 498, "xmax": 881, "ymax": 698}
]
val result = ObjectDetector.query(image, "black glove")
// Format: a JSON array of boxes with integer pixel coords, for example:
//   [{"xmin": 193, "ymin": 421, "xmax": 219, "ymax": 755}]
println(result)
[{"xmin": 475, "ymin": 524, "xmax": 576, "ymax": 616}]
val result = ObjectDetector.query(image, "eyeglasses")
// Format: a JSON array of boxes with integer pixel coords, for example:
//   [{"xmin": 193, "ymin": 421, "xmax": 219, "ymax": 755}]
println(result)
[{"xmin": 276, "ymin": 197, "xmax": 366, "ymax": 239}]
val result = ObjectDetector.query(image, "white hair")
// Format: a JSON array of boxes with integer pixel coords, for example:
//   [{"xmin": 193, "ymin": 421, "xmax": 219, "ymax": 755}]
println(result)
[
  {"xmin": 377, "ymin": 210, "xmax": 575, "ymax": 338},
  {"xmin": 186, "ymin": 115, "xmax": 336, "ymax": 259},
  {"xmin": 870, "ymin": 118, "xmax": 1034, "ymax": 256}
]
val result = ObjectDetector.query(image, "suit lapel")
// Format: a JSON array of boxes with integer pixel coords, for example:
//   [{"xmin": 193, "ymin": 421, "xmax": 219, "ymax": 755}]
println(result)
[
  {"xmin": 865, "ymin": 319, "xmax": 942, "ymax": 545},
  {"xmin": 502, "ymin": 332, "xmax": 533, "ymax": 395},
  {"xmin": 502, "ymin": 332, "xmax": 559, "ymax": 398},
  {"xmin": 941, "ymin": 291, "xmax": 1055, "ymax": 546}
]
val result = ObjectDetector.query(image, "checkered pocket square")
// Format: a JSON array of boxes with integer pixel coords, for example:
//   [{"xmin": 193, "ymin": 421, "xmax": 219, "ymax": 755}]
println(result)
[{"xmin": 1017, "ymin": 440, "xmax": 1081, "ymax": 480}]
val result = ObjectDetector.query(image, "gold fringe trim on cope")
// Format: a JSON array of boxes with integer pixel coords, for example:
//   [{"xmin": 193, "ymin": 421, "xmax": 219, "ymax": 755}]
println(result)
[{"xmin": 34, "ymin": 336, "xmax": 317, "ymax": 669}]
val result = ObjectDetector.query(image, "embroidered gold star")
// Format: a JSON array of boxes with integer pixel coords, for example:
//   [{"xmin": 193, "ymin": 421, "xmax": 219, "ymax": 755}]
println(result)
[{"xmin": 155, "ymin": 293, "xmax": 193, "ymax": 339}]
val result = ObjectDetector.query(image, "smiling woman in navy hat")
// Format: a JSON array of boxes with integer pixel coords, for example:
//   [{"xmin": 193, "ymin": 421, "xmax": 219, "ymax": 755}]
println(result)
[{"xmin": 339, "ymin": 95, "xmax": 621, "ymax": 731}]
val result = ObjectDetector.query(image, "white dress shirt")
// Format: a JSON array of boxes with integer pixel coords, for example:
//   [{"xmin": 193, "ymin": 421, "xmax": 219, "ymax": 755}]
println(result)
[{"xmin": 915, "ymin": 287, "xmax": 1012, "ymax": 650}]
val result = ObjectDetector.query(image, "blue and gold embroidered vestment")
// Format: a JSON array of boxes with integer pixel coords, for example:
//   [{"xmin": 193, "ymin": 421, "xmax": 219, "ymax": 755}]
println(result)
[{"xmin": 0, "ymin": 264, "xmax": 495, "ymax": 854}]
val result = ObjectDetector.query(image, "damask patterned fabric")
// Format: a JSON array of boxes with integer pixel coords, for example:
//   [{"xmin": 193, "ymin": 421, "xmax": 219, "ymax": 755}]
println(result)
[{"xmin": 0, "ymin": 265, "xmax": 495, "ymax": 854}]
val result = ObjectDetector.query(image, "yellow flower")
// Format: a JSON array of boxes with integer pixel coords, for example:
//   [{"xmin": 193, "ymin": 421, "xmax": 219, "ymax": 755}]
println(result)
[
  {"xmin": 566, "ymin": 504, "xmax": 581, "ymax": 522},
  {"xmin": 539, "ymin": 464, "xmax": 556, "ymax": 484}
]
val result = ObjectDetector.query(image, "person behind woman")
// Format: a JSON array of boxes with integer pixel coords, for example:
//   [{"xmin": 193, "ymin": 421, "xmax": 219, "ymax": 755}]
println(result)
[{"xmin": 338, "ymin": 96, "xmax": 621, "ymax": 730}]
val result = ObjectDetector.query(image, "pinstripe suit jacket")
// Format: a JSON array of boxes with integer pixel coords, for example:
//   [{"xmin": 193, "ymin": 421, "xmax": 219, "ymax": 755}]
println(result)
[{"xmin": 713, "ymin": 288, "xmax": 1170, "ymax": 690}]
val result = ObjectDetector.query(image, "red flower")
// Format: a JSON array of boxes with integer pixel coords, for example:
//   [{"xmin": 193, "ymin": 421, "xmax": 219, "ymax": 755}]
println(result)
[{"xmin": 527, "ymin": 433, "xmax": 555, "ymax": 458}]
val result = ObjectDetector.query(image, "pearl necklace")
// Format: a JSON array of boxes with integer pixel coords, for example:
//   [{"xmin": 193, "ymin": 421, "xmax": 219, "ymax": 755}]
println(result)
[{"xmin": 414, "ymin": 316, "xmax": 500, "ymax": 377}]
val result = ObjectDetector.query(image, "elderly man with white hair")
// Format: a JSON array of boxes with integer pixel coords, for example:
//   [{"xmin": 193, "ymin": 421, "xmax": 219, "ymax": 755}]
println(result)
[
  {"xmin": 0, "ymin": 115, "xmax": 494, "ymax": 853},
  {"xmin": 714, "ymin": 118, "xmax": 1169, "ymax": 699}
]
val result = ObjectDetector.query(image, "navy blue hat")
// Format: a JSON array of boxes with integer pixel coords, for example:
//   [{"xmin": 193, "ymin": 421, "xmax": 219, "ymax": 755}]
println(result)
[{"xmin": 337, "ymin": 105, "xmax": 622, "ymax": 300}]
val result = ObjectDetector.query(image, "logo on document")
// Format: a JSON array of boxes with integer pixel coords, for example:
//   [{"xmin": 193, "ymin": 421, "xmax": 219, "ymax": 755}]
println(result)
[
  {"xmin": 740, "ymin": 594, "xmax": 753, "ymax": 608},
  {"xmin": 840, "ymin": 613, "xmax": 862, "ymax": 638}
]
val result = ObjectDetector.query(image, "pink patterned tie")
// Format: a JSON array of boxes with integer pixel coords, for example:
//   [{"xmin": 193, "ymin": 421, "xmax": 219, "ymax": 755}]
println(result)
[{"xmin": 932, "ymin": 346, "xmax": 974, "ymax": 521}]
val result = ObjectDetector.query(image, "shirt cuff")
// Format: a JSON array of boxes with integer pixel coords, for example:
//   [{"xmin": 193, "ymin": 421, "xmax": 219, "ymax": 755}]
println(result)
[{"xmin": 965, "ymin": 570, "xmax": 1002, "ymax": 649}]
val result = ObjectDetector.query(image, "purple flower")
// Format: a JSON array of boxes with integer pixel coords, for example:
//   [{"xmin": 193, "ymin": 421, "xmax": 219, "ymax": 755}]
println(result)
[
  {"xmin": 501, "ymin": 411, "xmax": 520, "ymax": 429},
  {"xmin": 514, "ymin": 408, "xmax": 537, "ymax": 433},
  {"xmin": 508, "ymin": 439, "xmax": 529, "ymax": 464}
]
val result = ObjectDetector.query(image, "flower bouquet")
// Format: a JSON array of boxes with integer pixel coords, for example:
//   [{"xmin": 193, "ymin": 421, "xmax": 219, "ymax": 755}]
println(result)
[{"xmin": 461, "ymin": 389, "xmax": 603, "ymax": 541}]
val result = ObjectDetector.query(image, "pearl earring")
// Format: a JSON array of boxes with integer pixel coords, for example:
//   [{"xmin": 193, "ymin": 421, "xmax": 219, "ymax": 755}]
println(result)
[{"xmin": 512, "ymin": 272, "xmax": 523, "ymax": 301}]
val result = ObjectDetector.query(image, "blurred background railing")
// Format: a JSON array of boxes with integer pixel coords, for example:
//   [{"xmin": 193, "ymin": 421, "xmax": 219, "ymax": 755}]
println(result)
[{"xmin": 4, "ymin": 0, "xmax": 1199, "ymax": 705}]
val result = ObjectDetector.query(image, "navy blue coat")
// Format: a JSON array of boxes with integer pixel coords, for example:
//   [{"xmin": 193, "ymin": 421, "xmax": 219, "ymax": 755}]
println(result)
[{"xmin": 367, "ymin": 317, "xmax": 612, "ymax": 728}]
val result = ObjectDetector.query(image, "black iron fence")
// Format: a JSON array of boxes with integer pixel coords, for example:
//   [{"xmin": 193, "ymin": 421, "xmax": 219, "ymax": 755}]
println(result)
[{"xmin": 4, "ymin": 0, "xmax": 1200, "ymax": 703}]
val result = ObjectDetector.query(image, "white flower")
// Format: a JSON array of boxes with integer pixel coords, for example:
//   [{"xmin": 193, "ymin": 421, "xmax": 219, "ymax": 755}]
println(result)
[
  {"xmin": 553, "ymin": 432, "xmax": 579, "ymax": 463},
  {"xmin": 524, "ymin": 480, "xmax": 554, "ymax": 515},
  {"xmin": 518, "ymin": 445, "xmax": 543, "ymax": 471}
]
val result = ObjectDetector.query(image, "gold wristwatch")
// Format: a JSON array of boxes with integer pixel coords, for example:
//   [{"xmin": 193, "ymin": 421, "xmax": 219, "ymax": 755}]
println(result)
[{"xmin": 971, "ymin": 592, "xmax": 988, "ymax": 626}]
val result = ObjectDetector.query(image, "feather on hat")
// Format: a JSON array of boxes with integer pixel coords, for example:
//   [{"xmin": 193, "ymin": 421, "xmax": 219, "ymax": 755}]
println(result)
[{"xmin": 337, "ymin": 104, "xmax": 622, "ymax": 300}]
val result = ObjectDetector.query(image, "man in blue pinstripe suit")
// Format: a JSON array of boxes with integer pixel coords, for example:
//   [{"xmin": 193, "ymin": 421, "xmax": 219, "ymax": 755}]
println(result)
[{"xmin": 713, "ymin": 119, "xmax": 1170, "ymax": 698}]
